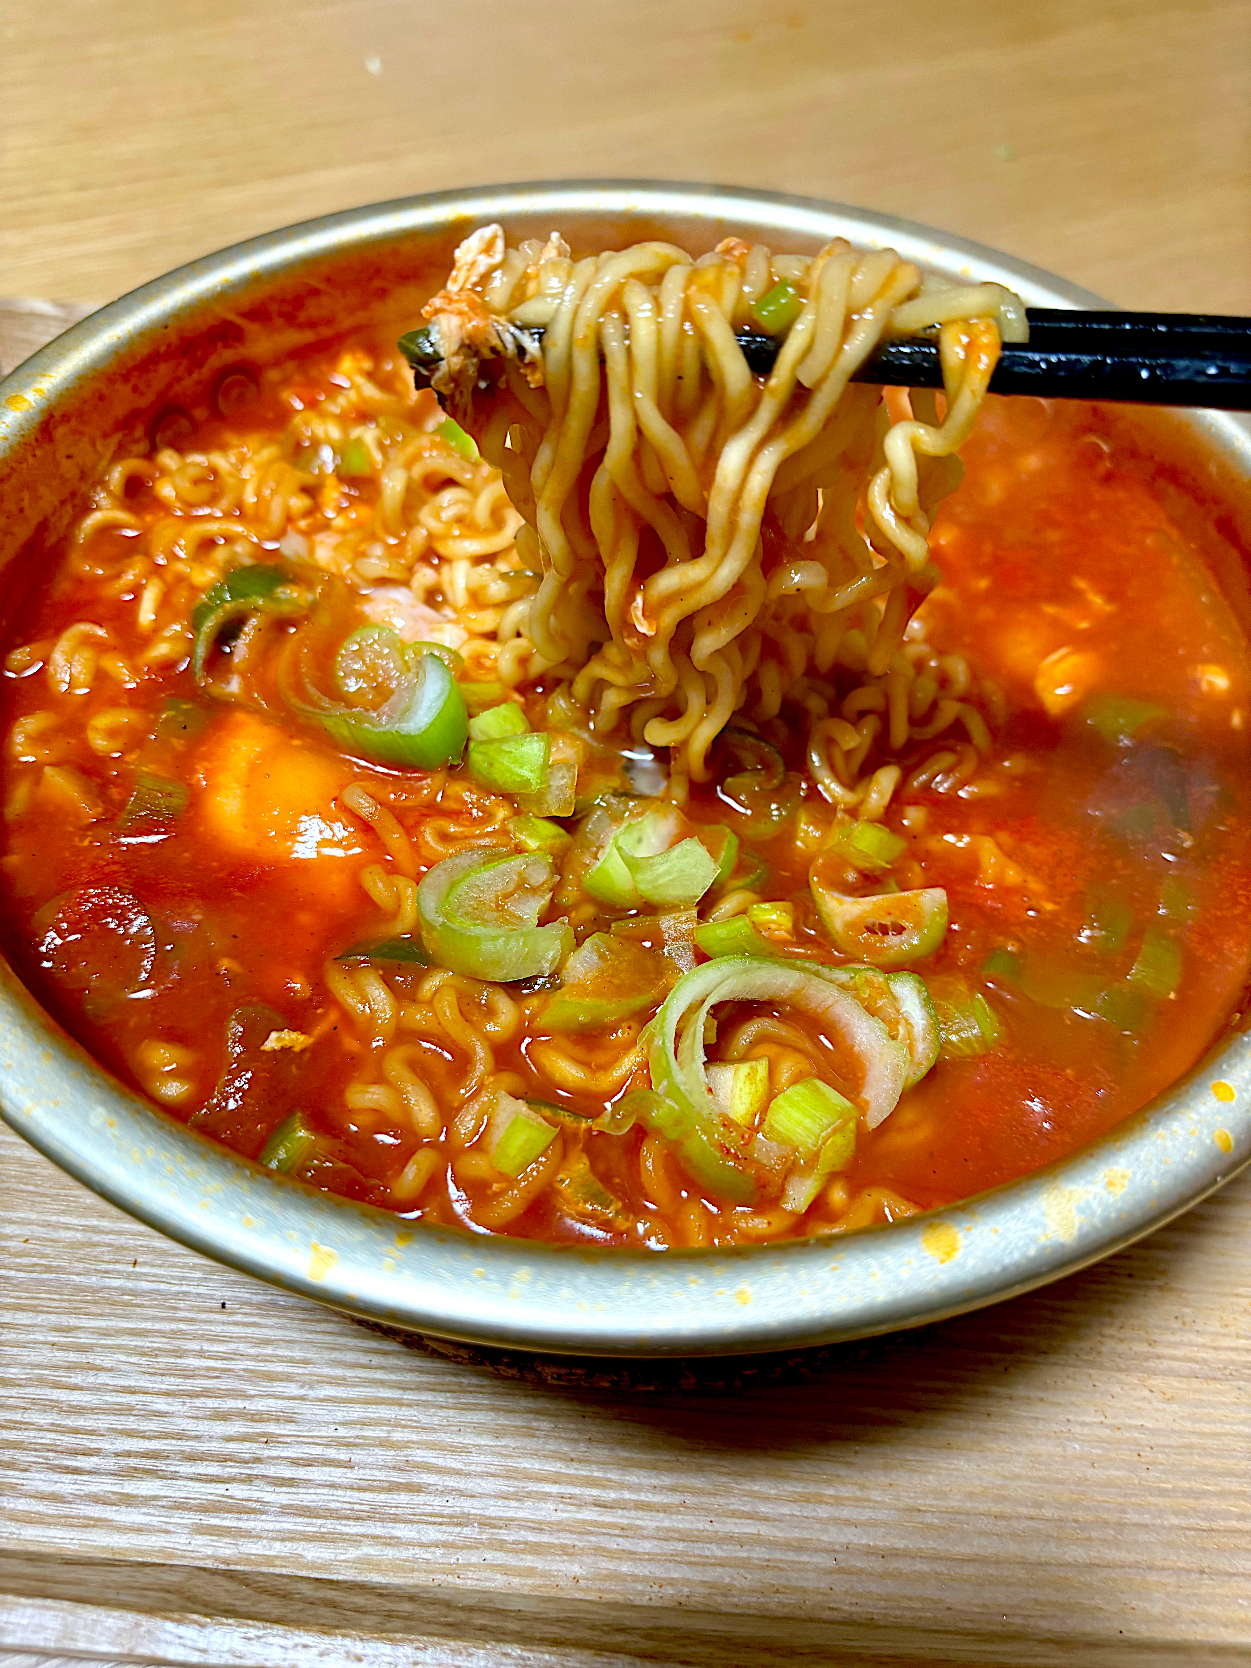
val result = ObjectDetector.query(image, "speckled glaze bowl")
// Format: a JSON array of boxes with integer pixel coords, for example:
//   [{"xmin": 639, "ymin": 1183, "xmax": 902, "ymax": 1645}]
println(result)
[{"xmin": 2, "ymin": 182, "xmax": 1249, "ymax": 1357}]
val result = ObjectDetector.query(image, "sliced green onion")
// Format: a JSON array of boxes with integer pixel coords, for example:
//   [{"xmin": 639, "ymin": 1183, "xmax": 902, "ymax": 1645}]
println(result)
[
  {"xmin": 1112, "ymin": 802, "xmax": 1166, "ymax": 841},
  {"xmin": 811, "ymin": 878, "xmax": 948, "ymax": 968},
  {"xmin": 927, "ymin": 976, "xmax": 1004, "ymax": 1059},
  {"xmin": 649, "ymin": 958, "xmax": 910, "ymax": 1204},
  {"xmin": 694, "ymin": 915, "xmax": 773, "ymax": 959},
  {"xmin": 397, "ymin": 324, "xmax": 442, "ymax": 371},
  {"xmin": 492, "ymin": 1110, "xmax": 556, "ymax": 1177},
  {"xmin": 334, "ymin": 625, "xmax": 411, "ymax": 703},
  {"xmin": 337, "ymin": 437, "xmax": 373, "ymax": 477},
  {"xmin": 469, "ymin": 701, "xmax": 529, "ymax": 741},
  {"xmin": 795, "ymin": 804, "xmax": 832, "ymax": 854},
  {"xmin": 706, "ymin": 1058, "xmax": 770, "ymax": 1126},
  {"xmin": 1160, "ymin": 874, "xmax": 1197, "ymax": 922},
  {"xmin": 1127, "ymin": 927, "xmax": 1182, "ymax": 998},
  {"xmin": 1095, "ymin": 983, "xmax": 1153, "ymax": 1033},
  {"xmin": 1083, "ymin": 693, "xmax": 1167, "ymax": 747},
  {"xmin": 515, "ymin": 758, "xmax": 576, "ymax": 818},
  {"xmin": 436, "ymin": 416, "xmax": 480, "ymax": 461},
  {"xmin": 610, "ymin": 910, "xmax": 698, "ymax": 972},
  {"xmin": 538, "ymin": 932, "xmax": 669, "ymax": 1033},
  {"xmin": 459, "ymin": 680, "xmax": 509, "ymax": 714},
  {"xmin": 417, "ymin": 847, "xmax": 572, "ymax": 981},
  {"xmin": 747, "ymin": 900, "xmax": 794, "ymax": 935},
  {"xmin": 259, "ymin": 1111, "xmax": 318, "ymax": 1174},
  {"xmin": 553, "ymin": 1149, "xmax": 626, "ymax": 1223},
  {"xmin": 336, "ymin": 936, "xmax": 429, "ymax": 965},
  {"xmin": 321, "ymin": 650, "xmax": 468, "ymax": 769},
  {"xmin": 621, "ymin": 836, "xmax": 719, "ymax": 910},
  {"xmin": 583, "ymin": 804, "xmax": 685, "ymax": 909},
  {"xmin": 693, "ymin": 824, "xmax": 739, "ymax": 886},
  {"xmin": 120, "ymin": 770, "xmax": 189, "ymax": 829},
  {"xmin": 192, "ymin": 564, "xmax": 306, "ymax": 680},
  {"xmin": 467, "ymin": 732, "xmax": 550, "ymax": 794},
  {"xmin": 750, "ymin": 279, "xmax": 804, "ymax": 336},
  {"xmin": 1086, "ymin": 893, "xmax": 1132, "ymax": 955},
  {"xmin": 763, "ymin": 1077, "xmax": 856, "ymax": 1161},
  {"xmin": 981, "ymin": 946, "xmax": 1021, "ymax": 983},
  {"xmin": 989, "ymin": 948, "xmax": 1105, "ymax": 1013},
  {"xmin": 154, "ymin": 697, "xmax": 209, "ymax": 745},
  {"xmin": 821, "ymin": 965, "xmax": 940, "ymax": 1087},
  {"xmin": 508, "ymin": 814, "xmax": 571, "ymax": 856},
  {"xmin": 716, "ymin": 726, "xmax": 786, "ymax": 792},
  {"xmin": 407, "ymin": 640, "xmax": 465, "ymax": 673},
  {"xmin": 828, "ymin": 820, "xmax": 907, "ymax": 874}
]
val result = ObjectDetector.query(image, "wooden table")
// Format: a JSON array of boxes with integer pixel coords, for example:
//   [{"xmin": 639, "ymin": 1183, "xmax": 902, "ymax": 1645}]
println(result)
[{"xmin": 3, "ymin": 3, "xmax": 1251, "ymax": 1661}]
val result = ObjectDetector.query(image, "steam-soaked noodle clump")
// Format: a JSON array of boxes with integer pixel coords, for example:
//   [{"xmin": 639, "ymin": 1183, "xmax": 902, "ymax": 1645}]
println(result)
[
  {"xmin": 2, "ymin": 225, "xmax": 1247, "ymax": 1252},
  {"xmin": 412, "ymin": 225, "xmax": 1025, "ymax": 792}
]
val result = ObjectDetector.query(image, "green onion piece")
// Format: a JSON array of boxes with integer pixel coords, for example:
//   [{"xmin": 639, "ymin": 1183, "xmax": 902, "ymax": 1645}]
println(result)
[
  {"xmin": 927, "ymin": 976, "xmax": 1004, "ymax": 1059},
  {"xmin": 154, "ymin": 696, "xmax": 209, "ymax": 744},
  {"xmin": 397, "ymin": 325, "xmax": 443, "ymax": 371},
  {"xmin": 516, "ymin": 758, "xmax": 577, "ymax": 818},
  {"xmin": 583, "ymin": 804, "xmax": 684, "ymax": 909},
  {"xmin": 538, "ymin": 932, "xmax": 668, "ymax": 1033},
  {"xmin": 407, "ymin": 640, "xmax": 465, "ymax": 673},
  {"xmin": 763, "ymin": 1077, "xmax": 856, "ymax": 1159},
  {"xmin": 459, "ymin": 680, "xmax": 509, "ymax": 714},
  {"xmin": 508, "ymin": 814, "xmax": 571, "ymax": 855},
  {"xmin": 1087, "ymin": 893, "xmax": 1132, "ymax": 955},
  {"xmin": 828, "ymin": 820, "xmax": 907, "ymax": 874},
  {"xmin": 1160, "ymin": 875, "xmax": 1197, "ymax": 921},
  {"xmin": 492, "ymin": 1111, "xmax": 556, "ymax": 1177},
  {"xmin": 981, "ymin": 946, "xmax": 1021, "ymax": 983},
  {"xmin": 693, "ymin": 824, "xmax": 739, "ymax": 886},
  {"xmin": 467, "ymin": 732, "xmax": 550, "ymax": 794},
  {"xmin": 717, "ymin": 726, "xmax": 786, "ymax": 792},
  {"xmin": 1083, "ymin": 693, "xmax": 1167, "ymax": 747},
  {"xmin": 321, "ymin": 651, "xmax": 468, "ymax": 769},
  {"xmin": 334, "ymin": 625, "xmax": 411, "ymax": 703},
  {"xmin": 120, "ymin": 770, "xmax": 189, "ymax": 828},
  {"xmin": 747, "ymin": 900, "xmax": 794, "ymax": 935},
  {"xmin": 1127, "ymin": 927, "xmax": 1182, "ymax": 998},
  {"xmin": 191, "ymin": 564, "xmax": 306, "ymax": 680},
  {"xmin": 1112, "ymin": 802, "xmax": 1165, "ymax": 841},
  {"xmin": 336, "ymin": 936, "xmax": 429, "ymax": 965},
  {"xmin": 706, "ymin": 1058, "xmax": 770, "ymax": 1126},
  {"xmin": 750, "ymin": 279, "xmax": 804, "ymax": 336},
  {"xmin": 417, "ymin": 847, "xmax": 572, "ymax": 981},
  {"xmin": 610, "ymin": 910, "xmax": 697, "ymax": 973},
  {"xmin": 469, "ymin": 701, "xmax": 529, "ymax": 741},
  {"xmin": 259, "ymin": 1111, "xmax": 318, "ymax": 1174},
  {"xmin": 621, "ymin": 836, "xmax": 719, "ymax": 910},
  {"xmin": 436, "ymin": 416, "xmax": 480, "ymax": 461},
  {"xmin": 646, "ymin": 956, "xmax": 911, "ymax": 1206},
  {"xmin": 337, "ymin": 437, "xmax": 373, "ymax": 477},
  {"xmin": 1095, "ymin": 983, "xmax": 1153, "ymax": 1033},
  {"xmin": 554, "ymin": 1150, "xmax": 626, "ymax": 1224},
  {"xmin": 695, "ymin": 915, "xmax": 773, "ymax": 959},
  {"xmin": 810, "ymin": 878, "xmax": 948, "ymax": 968}
]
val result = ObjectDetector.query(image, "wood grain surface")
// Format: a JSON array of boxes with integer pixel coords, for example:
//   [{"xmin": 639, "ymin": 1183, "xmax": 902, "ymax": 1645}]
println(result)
[
  {"xmin": 1, "ymin": 0, "xmax": 1249, "ymax": 315},
  {"xmin": 2, "ymin": 4, "xmax": 1251, "ymax": 1655}
]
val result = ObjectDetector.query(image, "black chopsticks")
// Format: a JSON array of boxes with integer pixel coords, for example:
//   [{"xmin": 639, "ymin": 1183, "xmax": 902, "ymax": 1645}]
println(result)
[{"xmin": 737, "ymin": 310, "xmax": 1251, "ymax": 410}]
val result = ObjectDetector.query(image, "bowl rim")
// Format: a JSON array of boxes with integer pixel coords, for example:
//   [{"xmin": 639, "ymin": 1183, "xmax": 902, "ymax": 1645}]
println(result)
[{"xmin": 2, "ymin": 179, "xmax": 1250, "ymax": 1358}]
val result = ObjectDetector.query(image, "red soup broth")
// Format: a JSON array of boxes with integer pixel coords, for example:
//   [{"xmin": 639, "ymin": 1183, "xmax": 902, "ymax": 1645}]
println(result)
[{"xmin": 1, "ymin": 368, "xmax": 1248, "ymax": 1248}]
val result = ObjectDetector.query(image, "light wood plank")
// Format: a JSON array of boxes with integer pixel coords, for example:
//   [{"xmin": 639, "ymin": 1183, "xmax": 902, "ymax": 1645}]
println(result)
[
  {"xmin": 0, "ymin": 0, "xmax": 1248, "ymax": 312},
  {"xmin": 4, "ymin": 1118, "xmax": 1251, "ymax": 1666}
]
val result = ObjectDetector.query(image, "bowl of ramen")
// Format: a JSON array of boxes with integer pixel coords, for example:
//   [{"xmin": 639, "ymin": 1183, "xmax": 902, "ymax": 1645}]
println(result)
[{"xmin": 1, "ymin": 182, "xmax": 1249, "ymax": 1357}]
